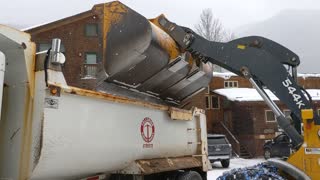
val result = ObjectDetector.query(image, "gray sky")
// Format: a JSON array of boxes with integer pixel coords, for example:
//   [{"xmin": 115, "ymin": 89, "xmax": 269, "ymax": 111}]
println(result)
[{"xmin": 1, "ymin": 0, "xmax": 319, "ymax": 30}]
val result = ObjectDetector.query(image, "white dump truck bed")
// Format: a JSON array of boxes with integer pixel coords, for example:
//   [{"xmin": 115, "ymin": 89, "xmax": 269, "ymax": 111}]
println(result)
[{"xmin": 0, "ymin": 26, "xmax": 210, "ymax": 179}]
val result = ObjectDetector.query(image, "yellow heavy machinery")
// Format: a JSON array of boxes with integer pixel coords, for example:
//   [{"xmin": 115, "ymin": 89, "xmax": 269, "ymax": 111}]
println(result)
[
  {"xmin": 154, "ymin": 12, "xmax": 320, "ymax": 180},
  {"xmin": 0, "ymin": 1, "xmax": 319, "ymax": 179},
  {"xmin": 98, "ymin": 2, "xmax": 320, "ymax": 179},
  {"xmin": 97, "ymin": 2, "xmax": 320, "ymax": 179},
  {"xmin": 285, "ymin": 109, "xmax": 320, "ymax": 179}
]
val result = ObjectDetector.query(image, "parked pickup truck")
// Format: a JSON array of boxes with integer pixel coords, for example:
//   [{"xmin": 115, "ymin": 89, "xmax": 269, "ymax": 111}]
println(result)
[
  {"xmin": 207, "ymin": 134, "xmax": 232, "ymax": 168},
  {"xmin": 263, "ymin": 133, "xmax": 291, "ymax": 159}
]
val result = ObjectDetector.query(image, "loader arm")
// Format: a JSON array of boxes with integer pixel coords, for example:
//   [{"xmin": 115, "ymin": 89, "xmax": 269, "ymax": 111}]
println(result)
[{"xmin": 156, "ymin": 15, "xmax": 319, "ymax": 148}]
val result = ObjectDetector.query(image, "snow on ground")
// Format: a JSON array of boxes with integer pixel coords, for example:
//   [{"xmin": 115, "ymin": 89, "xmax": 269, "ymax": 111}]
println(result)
[{"xmin": 207, "ymin": 158, "xmax": 265, "ymax": 180}]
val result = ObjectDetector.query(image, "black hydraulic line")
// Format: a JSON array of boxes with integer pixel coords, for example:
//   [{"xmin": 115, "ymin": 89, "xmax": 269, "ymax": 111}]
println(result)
[{"xmin": 44, "ymin": 48, "xmax": 51, "ymax": 87}]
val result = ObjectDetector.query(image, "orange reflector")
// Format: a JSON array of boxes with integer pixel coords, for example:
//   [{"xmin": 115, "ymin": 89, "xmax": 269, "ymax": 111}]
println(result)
[{"xmin": 51, "ymin": 88, "xmax": 58, "ymax": 95}]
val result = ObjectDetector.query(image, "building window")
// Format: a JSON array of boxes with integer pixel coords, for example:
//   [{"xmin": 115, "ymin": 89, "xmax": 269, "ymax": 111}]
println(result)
[
  {"xmin": 37, "ymin": 43, "xmax": 65, "ymax": 53},
  {"xmin": 205, "ymin": 95, "xmax": 219, "ymax": 109},
  {"xmin": 82, "ymin": 52, "xmax": 98, "ymax": 78},
  {"xmin": 205, "ymin": 96, "xmax": 210, "ymax": 109},
  {"xmin": 85, "ymin": 53, "xmax": 97, "ymax": 64},
  {"xmin": 317, "ymin": 109, "xmax": 320, "ymax": 116},
  {"xmin": 85, "ymin": 24, "xmax": 98, "ymax": 36},
  {"xmin": 224, "ymin": 81, "xmax": 238, "ymax": 88},
  {"xmin": 265, "ymin": 110, "xmax": 276, "ymax": 122},
  {"xmin": 211, "ymin": 96, "xmax": 220, "ymax": 109}
]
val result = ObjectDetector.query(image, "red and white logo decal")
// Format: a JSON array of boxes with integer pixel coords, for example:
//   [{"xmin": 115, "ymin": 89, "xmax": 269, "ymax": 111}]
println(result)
[{"xmin": 140, "ymin": 117, "xmax": 155, "ymax": 148}]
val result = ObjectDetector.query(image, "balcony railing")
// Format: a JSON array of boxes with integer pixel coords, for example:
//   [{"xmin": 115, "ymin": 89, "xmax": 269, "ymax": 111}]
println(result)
[
  {"xmin": 81, "ymin": 63, "xmax": 97, "ymax": 79},
  {"xmin": 219, "ymin": 121, "xmax": 241, "ymax": 156}
]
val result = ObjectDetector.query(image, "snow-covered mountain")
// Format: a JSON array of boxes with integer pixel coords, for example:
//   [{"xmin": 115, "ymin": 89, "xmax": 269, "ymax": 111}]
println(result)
[{"xmin": 236, "ymin": 10, "xmax": 320, "ymax": 73}]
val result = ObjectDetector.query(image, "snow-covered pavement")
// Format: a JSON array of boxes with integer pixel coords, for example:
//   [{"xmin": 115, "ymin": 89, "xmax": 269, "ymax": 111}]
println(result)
[{"xmin": 207, "ymin": 158, "xmax": 265, "ymax": 180}]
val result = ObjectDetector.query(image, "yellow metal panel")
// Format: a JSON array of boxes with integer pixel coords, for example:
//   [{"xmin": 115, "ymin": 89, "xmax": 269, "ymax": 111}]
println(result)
[
  {"xmin": 150, "ymin": 16, "xmax": 180, "ymax": 62},
  {"xmin": 302, "ymin": 109, "xmax": 313, "ymax": 119},
  {"xmin": 101, "ymin": 1, "xmax": 128, "ymax": 66},
  {"xmin": 237, "ymin": 44, "xmax": 246, "ymax": 50},
  {"xmin": 149, "ymin": 22, "xmax": 180, "ymax": 62},
  {"xmin": 169, "ymin": 107, "xmax": 193, "ymax": 121},
  {"xmin": 287, "ymin": 109, "xmax": 320, "ymax": 179}
]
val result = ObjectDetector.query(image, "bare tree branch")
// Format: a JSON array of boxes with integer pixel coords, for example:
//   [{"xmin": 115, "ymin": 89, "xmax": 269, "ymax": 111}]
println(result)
[
  {"xmin": 194, "ymin": 9, "xmax": 236, "ymax": 72},
  {"xmin": 194, "ymin": 9, "xmax": 235, "ymax": 42}
]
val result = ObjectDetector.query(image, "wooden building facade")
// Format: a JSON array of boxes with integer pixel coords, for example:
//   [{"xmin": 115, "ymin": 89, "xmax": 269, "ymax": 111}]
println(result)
[
  {"xmin": 25, "ymin": 4, "xmax": 108, "ymax": 90},
  {"xmin": 184, "ymin": 72, "xmax": 320, "ymax": 157}
]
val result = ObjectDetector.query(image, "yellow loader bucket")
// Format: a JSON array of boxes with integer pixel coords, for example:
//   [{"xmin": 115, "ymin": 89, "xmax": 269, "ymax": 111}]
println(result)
[{"xmin": 97, "ymin": 1, "xmax": 212, "ymax": 103}]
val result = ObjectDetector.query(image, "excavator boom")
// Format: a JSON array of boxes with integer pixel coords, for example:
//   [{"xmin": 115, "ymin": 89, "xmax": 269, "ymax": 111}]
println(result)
[{"xmin": 156, "ymin": 15, "xmax": 319, "ymax": 148}]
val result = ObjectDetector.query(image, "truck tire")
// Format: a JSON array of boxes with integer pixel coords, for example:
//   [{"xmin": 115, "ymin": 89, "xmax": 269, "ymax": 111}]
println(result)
[
  {"xmin": 221, "ymin": 159, "xmax": 230, "ymax": 168},
  {"xmin": 176, "ymin": 171, "xmax": 202, "ymax": 180}
]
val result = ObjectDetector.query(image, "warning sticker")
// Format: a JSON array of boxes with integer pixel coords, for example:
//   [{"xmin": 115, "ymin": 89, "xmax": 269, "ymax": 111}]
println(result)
[
  {"xmin": 305, "ymin": 148, "xmax": 320, "ymax": 155},
  {"xmin": 140, "ymin": 117, "xmax": 155, "ymax": 148},
  {"xmin": 45, "ymin": 98, "xmax": 59, "ymax": 109}
]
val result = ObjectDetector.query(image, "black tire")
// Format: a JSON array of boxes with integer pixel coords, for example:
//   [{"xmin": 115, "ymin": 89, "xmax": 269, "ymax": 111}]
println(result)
[
  {"xmin": 221, "ymin": 159, "xmax": 230, "ymax": 168},
  {"xmin": 264, "ymin": 148, "xmax": 271, "ymax": 159},
  {"xmin": 176, "ymin": 171, "xmax": 202, "ymax": 180}
]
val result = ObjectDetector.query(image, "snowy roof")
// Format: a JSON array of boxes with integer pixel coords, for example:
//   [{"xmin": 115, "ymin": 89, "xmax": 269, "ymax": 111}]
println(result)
[
  {"xmin": 298, "ymin": 73, "xmax": 320, "ymax": 79},
  {"xmin": 212, "ymin": 72, "xmax": 237, "ymax": 79},
  {"xmin": 305, "ymin": 89, "xmax": 320, "ymax": 101},
  {"xmin": 213, "ymin": 88, "xmax": 320, "ymax": 102},
  {"xmin": 212, "ymin": 72, "xmax": 320, "ymax": 80}
]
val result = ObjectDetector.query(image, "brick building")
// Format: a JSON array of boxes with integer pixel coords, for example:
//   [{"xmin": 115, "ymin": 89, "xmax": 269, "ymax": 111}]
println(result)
[
  {"xmin": 25, "ymin": 2, "xmax": 213, "ymax": 105},
  {"xmin": 25, "ymin": 5, "xmax": 105, "ymax": 90},
  {"xmin": 184, "ymin": 72, "xmax": 320, "ymax": 157},
  {"xmin": 24, "ymin": 1, "xmax": 320, "ymax": 158}
]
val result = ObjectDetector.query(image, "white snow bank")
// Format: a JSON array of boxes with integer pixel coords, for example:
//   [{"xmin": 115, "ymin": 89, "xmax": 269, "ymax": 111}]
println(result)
[
  {"xmin": 207, "ymin": 158, "xmax": 265, "ymax": 180},
  {"xmin": 305, "ymin": 89, "xmax": 320, "ymax": 101},
  {"xmin": 214, "ymin": 88, "xmax": 320, "ymax": 101}
]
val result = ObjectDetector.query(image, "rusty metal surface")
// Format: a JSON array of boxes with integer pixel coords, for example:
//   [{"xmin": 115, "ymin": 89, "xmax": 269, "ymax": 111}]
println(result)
[
  {"xmin": 103, "ymin": 1, "xmax": 178, "ymax": 86},
  {"xmin": 137, "ymin": 55, "xmax": 190, "ymax": 95},
  {"xmin": 0, "ymin": 25, "xmax": 36, "ymax": 180},
  {"xmin": 98, "ymin": 1, "xmax": 213, "ymax": 103},
  {"xmin": 136, "ymin": 156, "xmax": 202, "ymax": 175},
  {"xmin": 169, "ymin": 107, "xmax": 193, "ymax": 121},
  {"xmin": 31, "ymin": 82, "xmax": 203, "ymax": 179},
  {"xmin": 160, "ymin": 68, "xmax": 212, "ymax": 101},
  {"xmin": 96, "ymin": 81, "xmax": 176, "ymax": 106},
  {"xmin": 54, "ymin": 83, "xmax": 170, "ymax": 111}
]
